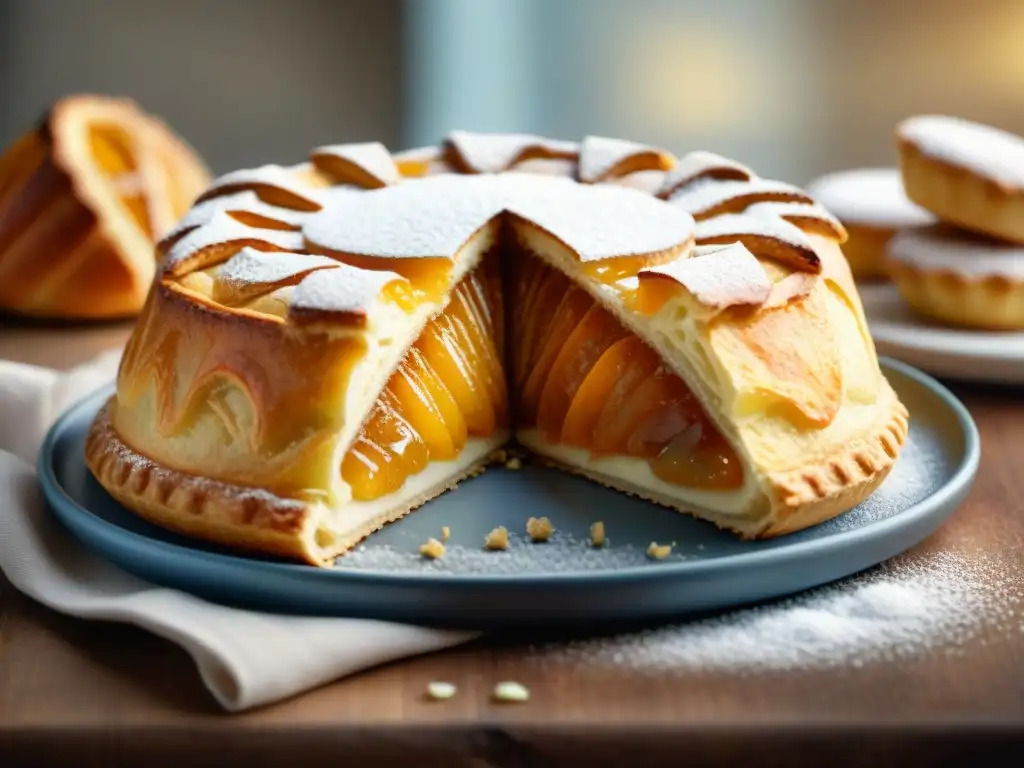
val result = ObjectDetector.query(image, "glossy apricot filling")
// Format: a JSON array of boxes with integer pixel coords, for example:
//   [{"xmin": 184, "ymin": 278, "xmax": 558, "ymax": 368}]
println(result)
[
  {"xmin": 341, "ymin": 256, "xmax": 507, "ymax": 500},
  {"xmin": 342, "ymin": 249, "xmax": 743, "ymax": 501},
  {"xmin": 513, "ymin": 253, "xmax": 743, "ymax": 491},
  {"xmin": 88, "ymin": 125, "xmax": 152, "ymax": 236}
]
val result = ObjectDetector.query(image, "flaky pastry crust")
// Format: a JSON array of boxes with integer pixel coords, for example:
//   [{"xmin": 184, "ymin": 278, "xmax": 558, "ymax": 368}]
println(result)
[
  {"xmin": 0, "ymin": 94, "xmax": 210, "ymax": 318},
  {"xmin": 897, "ymin": 124, "xmax": 1024, "ymax": 244},
  {"xmin": 86, "ymin": 131, "xmax": 908, "ymax": 565}
]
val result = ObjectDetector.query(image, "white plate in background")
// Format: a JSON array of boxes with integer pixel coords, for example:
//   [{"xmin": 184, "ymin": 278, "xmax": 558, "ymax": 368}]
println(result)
[{"xmin": 860, "ymin": 283, "xmax": 1024, "ymax": 384}]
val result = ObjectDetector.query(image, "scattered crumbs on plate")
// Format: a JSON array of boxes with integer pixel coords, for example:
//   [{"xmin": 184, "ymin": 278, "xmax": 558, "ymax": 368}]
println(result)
[
  {"xmin": 647, "ymin": 542, "xmax": 672, "ymax": 560},
  {"xmin": 425, "ymin": 681, "xmax": 457, "ymax": 701},
  {"xmin": 526, "ymin": 516, "xmax": 554, "ymax": 542},
  {"xmin": 590, "ymin": 521, "xmax": 606, "ymax": 548},
  {"xmin": 492, "ymin": 681, "xmax": 530, "ymax": 703},
  {"xmin": 441, "ymin": 525, "xmax": 451, "ymax": 542},
  {"xmin": 505, "ymin": 456, "xmax": 523, "ymax": 471},
  {"xmin": 484, "ymin": 526, "xmax": 509, "ymax": 551},
  {"xmin": 419, "ymin": 537, "xmax": 445, "ymax": 559}
]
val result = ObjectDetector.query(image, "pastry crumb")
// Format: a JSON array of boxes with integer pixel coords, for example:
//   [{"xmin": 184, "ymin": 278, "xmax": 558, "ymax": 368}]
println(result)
[
  {"xmin": 491, "ymin": 447, "xmax": 508, "ymax": 464},
  {"xmin": 484, "ymin": 526, "xmax": 509, "ymax": 551},
  {"xmin": 419, "ymin": 537, "xmax": 446, "ymax": 559},
  {"xmin": 590, "ymin": 521, "xmax": 606, "ymax": 547},
  {"xmin": 425, "ymin": 681, "xmax": 457, "ymax": 701},
  {"xmin": 505, "ymin": 456, "xmax": 523, "ymax": 471},
  {"xmin": 647, "ymin": 542, "xmax": 672, "ymax": 560},
  {"xmin": 526, "ymin": 516, "xmax": 553, "ymax": 542},
  {"xmin": 492, "ymin": 681, "xmax": 530, "ymax": 703},
  {"xmin": 440, "ymin": 525, "xmax": 451, "ymax": 541}
]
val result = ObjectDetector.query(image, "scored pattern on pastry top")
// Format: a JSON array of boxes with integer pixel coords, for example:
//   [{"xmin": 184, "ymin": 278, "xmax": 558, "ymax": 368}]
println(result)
[
  {"xmin": 197, "ymin": 164, "xmax": 328, "ymax": 211},
  {"xmin": 442, "ymin": 131, "xmax": 579, "ymax": 174},
  {"xmin": 310, "ymin": 142, "xmax": 400, "ymax": 189},
  {"xmin": 157, "ymin": 131, "xmax": 849, "ymax": 326},
  {"xmin": 577, "ymin": 136, "xmax": 675, "ymax": 184}
]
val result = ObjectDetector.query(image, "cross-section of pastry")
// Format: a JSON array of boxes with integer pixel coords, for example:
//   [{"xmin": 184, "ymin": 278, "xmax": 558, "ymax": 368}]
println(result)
[
  {"xmin": 805, "ymin": 168, "xmax": 934, "ymax": 280},
  {"xmin": 896, "ymin": 115, "xmax": 1024, "ymax": 245},
  {"xmin": 0, "ymin": 94, "xmax": 210, "ymax": 318},
  {"xmin": 84, "ymin": 132, "xmax": 909, "ymax": 566},
  {"xmin": 887, "ymin": 224, "xmax": 1024, "ymax": 330}
]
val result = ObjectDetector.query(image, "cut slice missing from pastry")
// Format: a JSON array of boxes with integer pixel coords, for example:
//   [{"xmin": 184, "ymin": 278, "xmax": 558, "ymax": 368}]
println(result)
[
  {"xmin": 85, "ymin": 132, "xmax": 909, "ymax": 566},
  {"xmin": 0, "ymin": 94, "xmax": 210, "ymax": 318}
]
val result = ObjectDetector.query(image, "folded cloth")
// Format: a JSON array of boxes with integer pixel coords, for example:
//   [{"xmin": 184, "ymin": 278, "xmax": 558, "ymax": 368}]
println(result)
[{"xmin": 0, "ymin": 352, "xmax": 474, "ymax": 711}]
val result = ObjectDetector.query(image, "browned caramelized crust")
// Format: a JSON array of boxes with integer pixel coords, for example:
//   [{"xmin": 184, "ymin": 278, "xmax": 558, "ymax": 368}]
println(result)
[
  {"xmin": 86, "ymin": 130, "xmax": 906, "ymax": 565},
  {"xmin": 0, "ymin": 94, "xmax": 210, "ymax": 318}
]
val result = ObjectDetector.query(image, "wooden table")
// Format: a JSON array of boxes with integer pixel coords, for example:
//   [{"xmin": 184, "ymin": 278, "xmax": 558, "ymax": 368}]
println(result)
[{"xmin": 1, "ymin": 324, "xmax": 1022, "ymax": 767}]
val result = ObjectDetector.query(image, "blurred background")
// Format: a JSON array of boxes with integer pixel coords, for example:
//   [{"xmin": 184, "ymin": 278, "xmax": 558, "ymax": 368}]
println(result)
[{"xmin": 3, "ymin": 0, "xmax": 1024, "ymax": 187}]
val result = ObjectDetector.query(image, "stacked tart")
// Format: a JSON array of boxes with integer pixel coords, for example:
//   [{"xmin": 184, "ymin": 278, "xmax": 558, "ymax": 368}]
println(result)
[
  {"xmin": 0, "ymin": 95, "xmax": 210, "ymax": 318},
  {"xmin": 886, "ymin": 115, "xmax": 1024, "ymax": 330},
  {"xmin": 85, "ymin": 131, "xmax": 909, "ymax": 566}
]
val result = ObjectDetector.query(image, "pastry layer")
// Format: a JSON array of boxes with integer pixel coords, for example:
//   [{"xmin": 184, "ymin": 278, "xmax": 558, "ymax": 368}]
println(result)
[
  {"xmin": 897, "ymin": 116, "xmax": 1024, "ymax": 244},
  {"xmin": 88, "ymin": 131, "xmax": 909, "ymax": 565},
  {"xmin": 0, "ymin": 95, "xmax": 210, "ymax": 318},
  {"xmin": 887, "ymin": 225, "xmax": 1024, "ymax": 330}
]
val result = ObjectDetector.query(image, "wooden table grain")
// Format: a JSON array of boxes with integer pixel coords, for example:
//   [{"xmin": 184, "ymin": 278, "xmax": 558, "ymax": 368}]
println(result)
[{"xmin": 1, "ymin": 324, "xmax": 1022, "ymax": 767}]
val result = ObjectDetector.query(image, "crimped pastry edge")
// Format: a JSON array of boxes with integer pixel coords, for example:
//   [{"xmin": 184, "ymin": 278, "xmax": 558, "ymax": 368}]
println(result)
[
  {"xmin": 897, "ymin": 139, "xmax": 1024, "ymax": 244},
  {"xmin": 85, "ymin": 399, "xmax": 495, "ymax": 567},
  {"xmin": 886, "ymin": 258, "xmax": 1024, "ymax": 330}
]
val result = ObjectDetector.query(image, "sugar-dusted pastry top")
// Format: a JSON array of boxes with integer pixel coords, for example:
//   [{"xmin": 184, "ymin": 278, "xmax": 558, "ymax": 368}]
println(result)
[
  {"xmin": 806, "ymin": 168, "xmax": 935, "ymax": 229},
  {"xmin": 897, "ymin": 115, "xmax": 1024, "ymax": 190},
  {"xmin": 888, "ymin": 224, "xmax": 1024, "ymax": 278},
  {"xmin": 157, "ymin": 131, "xmax": 849, "ymax": 327}
]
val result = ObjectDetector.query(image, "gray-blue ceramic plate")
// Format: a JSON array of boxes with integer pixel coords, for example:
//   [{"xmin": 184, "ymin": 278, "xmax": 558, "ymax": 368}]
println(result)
[{"xmin": 38, "ymin": 358, "xmax": 979, "ymax": 629}]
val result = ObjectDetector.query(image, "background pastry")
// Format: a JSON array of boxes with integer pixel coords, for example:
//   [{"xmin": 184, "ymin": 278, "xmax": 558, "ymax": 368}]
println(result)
[
  {"xmin": 86, "ymin": 132, "xmax": 907, "ymax": 566},
  {"xmin": 805, "ymin": 168, "xmax": 933, "ymax": 281},
  {"xmin": 896, "ymin": 115, "xmax": 1024, "ymax": 245},
  {"xmin": 0, "ymin": 94, "xmax": 210, "ymax": 319},
  {"xmin": 887, "ymin": 224, "xmax": 1024, "ymax": 330}
]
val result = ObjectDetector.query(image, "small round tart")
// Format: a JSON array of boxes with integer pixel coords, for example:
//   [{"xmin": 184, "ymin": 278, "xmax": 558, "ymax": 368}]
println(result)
[
  {"xmin": 896, "ymin": 115, "xmax": 1024, "ymax": 244},
  {"xmin": 887, "ymin": 224, "xmax": 1024, "ymax": 330},
  {"xmin": 0, "ymin": 94, "xmax": 210, "ymax": 319},
  {"xmin": 806, "ymin": 168, "xmax": 933, "ymax": 280}
]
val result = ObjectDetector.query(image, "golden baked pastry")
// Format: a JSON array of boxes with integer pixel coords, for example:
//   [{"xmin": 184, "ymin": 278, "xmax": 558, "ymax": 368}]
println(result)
[
  {"xmin": 806, "ymin": 168, "xmax": 933, "ymax": 281},
  {"xmin": 897, "ymin": 115, "xmax": 1024, "ymax": 244},
  {"xmin": 84, "ymin": 132, "xmax": 909, "ymax": 566},
  {"xmin": 887, "ymin": 224, "xmax": 1024, "ymax": 330},
  {"xmin": 0, "ymin": 95, "xmax": 210, "ymax": 318}
]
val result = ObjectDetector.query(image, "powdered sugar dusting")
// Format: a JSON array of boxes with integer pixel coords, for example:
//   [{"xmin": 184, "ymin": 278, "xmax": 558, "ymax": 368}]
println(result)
[
  {"xmin": 898, "ymin": 115, "xmax": 1024, "ymax": 189},
  {"xmin": 198, "ymin": 164, "xmax": 325, "ymax": 209},
  {"xmin": 165, "ymin": 191, "xmax": 310, "ymax": 241},
  {"xmin": 338, "ymin": 531, "xmax": 675, "ymax": 574},
  {"xmin": 214, "ymin": 247, "xmax": 337, "ymax": 292},
  {"xmin": 527, "ymin": 550, "xmax": 1022, "ymax": 673},
  {"xmin": 163, "ymin": 212, "xmax": 305, "ymax": 273},
  {"xmin": 445, "ymin": 131, "xmax": 578, "ymax": 174},
  {"xmin": 745, "ymin": 201, "xmax": 847, "ymax": 240},
  {"xmin": 805, "ymin": 168, "xmax": 934, "ymax": 229},
  {"xmin": 669, "ymin": 177, "xmax": 813, "ymax": 219},
  {"xmin": 888, "ymin": 225, "xmax": 1024, "ymax": 278},
  {"xmin": 304, "ymin": 173, "xmax": 695, "ymax": 263},
  {"xmin": 311, "ymin": 142, "xmax": 400, "ymax": 187},
  {"xmin": 288, "ymin": 264, "xmax": 405, "ymax": 320},
  {"xmin": 639, "ymin": 243, "xmax": 772, "ymax": 310},
  {"xmin": 658, "ymin": 151, "xmax": 754, "ymax": 199},
  {"xmin": 578, "ymin": 135, "xmax": 669, "ymax": 184},
  {"xmin": 695, "ymin": 213, "xmax": 819, "ymax": 270}
]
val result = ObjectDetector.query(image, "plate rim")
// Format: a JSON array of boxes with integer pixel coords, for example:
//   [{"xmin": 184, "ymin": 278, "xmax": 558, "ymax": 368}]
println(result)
[
  {"xmin": 861, "ymin": 283, "xmax": 1024, "ymax": 361},
  {"xmin": 37, "ymin": 357, "xmax": 980, "ymax": 588}
]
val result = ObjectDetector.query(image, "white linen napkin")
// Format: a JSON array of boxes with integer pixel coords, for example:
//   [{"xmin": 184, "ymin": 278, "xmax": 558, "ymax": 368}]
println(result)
[{"xmin": 0, "ymin": 352, "xmax": 475, "ymax": 711}]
